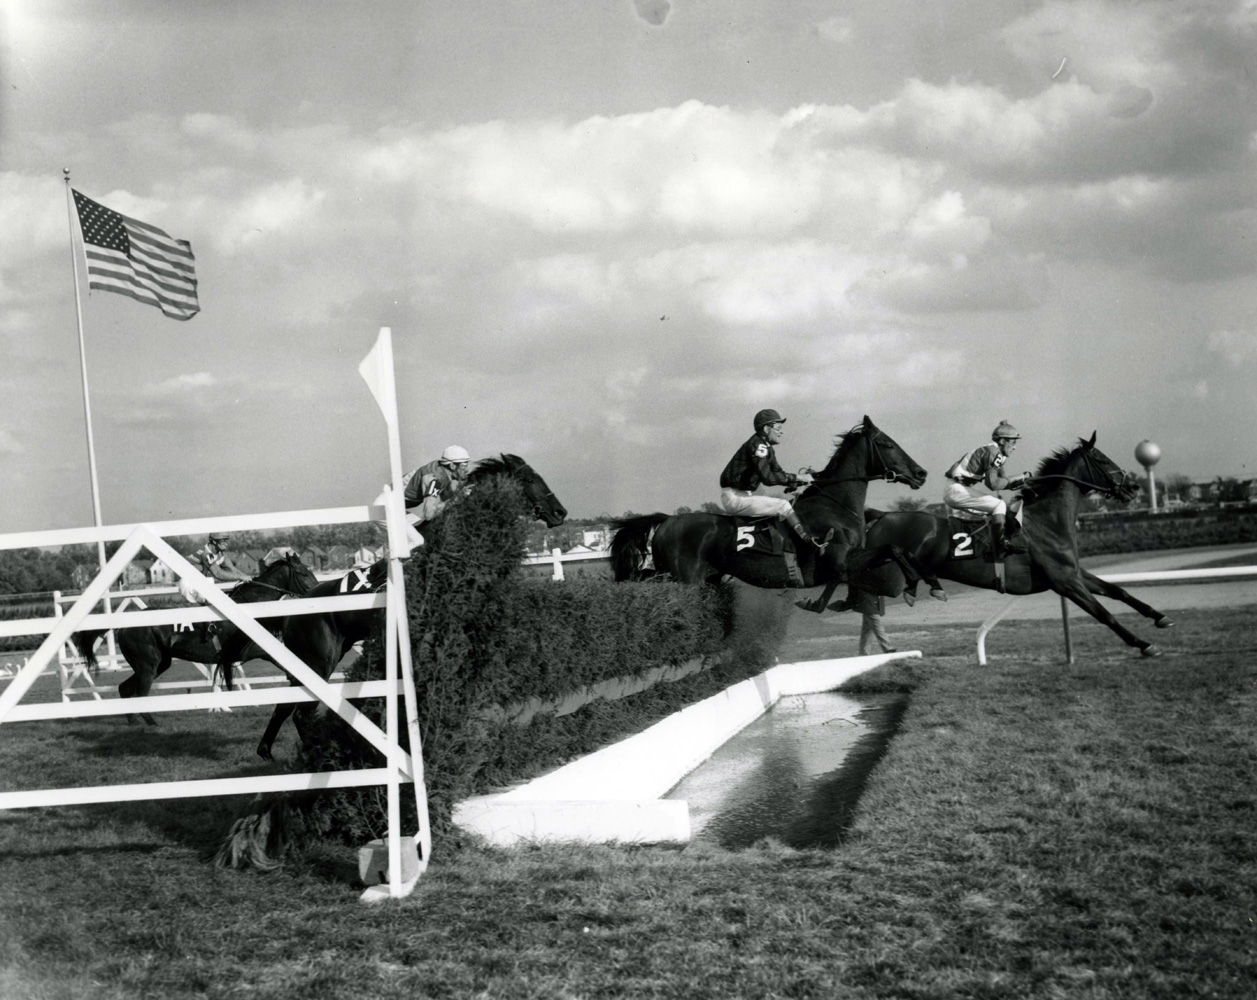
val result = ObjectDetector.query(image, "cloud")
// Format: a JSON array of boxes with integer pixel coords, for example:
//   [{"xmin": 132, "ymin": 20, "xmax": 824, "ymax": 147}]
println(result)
[
  {"xmin": 631, "ymin": 0, "xmax": 670, "ymax": 27},
  {"xmin": 144, "ymin": 372, "xmax": 219, "ymax": 396},
  {"xmin": 1207, "ymin": 329, "xmax": 1257, "ymax": 365},
  {"xmin": 0, "ymin": 428, "xmax": 23, "ymax": 454}
]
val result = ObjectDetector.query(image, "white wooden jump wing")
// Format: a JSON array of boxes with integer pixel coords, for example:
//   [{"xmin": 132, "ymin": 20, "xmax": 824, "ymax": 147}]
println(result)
[{"xmin": 0, "ymin": 327, "xmax": 431, "ymax": 902}]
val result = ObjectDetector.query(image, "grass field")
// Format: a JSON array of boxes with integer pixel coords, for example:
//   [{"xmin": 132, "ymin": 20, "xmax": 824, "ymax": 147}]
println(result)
[{"xmin": 1, "ymin": 604, "xmax": 1254, "ymax": 999}]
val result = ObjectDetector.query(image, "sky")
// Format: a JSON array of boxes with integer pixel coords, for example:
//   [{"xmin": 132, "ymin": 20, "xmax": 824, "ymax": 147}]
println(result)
[{"xmin": 1, "ymin": 0, "xmax": 1255, "ymax": 533}]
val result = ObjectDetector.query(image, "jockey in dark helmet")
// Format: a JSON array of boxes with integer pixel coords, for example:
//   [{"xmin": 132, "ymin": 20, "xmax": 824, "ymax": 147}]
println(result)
[
  {"xmin": 943, "ymin": 420, "xmax": 1031, "ymax": 557},
  {"xmin": 718, "ymin": 409, "xmax": 829, "ymax": 551}
]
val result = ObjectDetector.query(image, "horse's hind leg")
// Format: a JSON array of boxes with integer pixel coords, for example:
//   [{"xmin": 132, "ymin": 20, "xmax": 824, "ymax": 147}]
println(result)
[{"xmin": 1080, "ymin": 569, "xmax": 1173, "ymax": 628}]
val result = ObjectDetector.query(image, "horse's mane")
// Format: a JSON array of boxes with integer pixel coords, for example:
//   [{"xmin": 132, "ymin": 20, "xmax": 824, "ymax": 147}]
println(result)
[
  {"xmin": 1033, "ymin": 440, "xmax": 1089, "ymax": 480},
  {"xmin": 814, "ymin": 424, "xmax": 866, "ymax": 478},
  {"xmin": 468, "ymin": 454, "xmax": 526, "ymax": 481}
]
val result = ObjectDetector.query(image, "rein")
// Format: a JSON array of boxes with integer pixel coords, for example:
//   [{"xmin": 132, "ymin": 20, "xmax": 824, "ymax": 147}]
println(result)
[{"xmin": 1024, "ymin": 452, "xmax": 1126, "ymax": 499}]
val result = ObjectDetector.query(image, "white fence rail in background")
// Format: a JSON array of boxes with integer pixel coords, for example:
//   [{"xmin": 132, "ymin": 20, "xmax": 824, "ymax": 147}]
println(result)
[
  {"xmin": 522, "ymin": 547, "xmax": 612, "ymax": 581},
  {"xmin": 976, "ymin": 565, "xmax": 1257, "ymax": 664}
]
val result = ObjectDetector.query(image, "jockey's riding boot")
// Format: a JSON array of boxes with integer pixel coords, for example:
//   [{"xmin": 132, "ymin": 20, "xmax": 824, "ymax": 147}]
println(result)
[
  {"xmin": 785, "ymin": 510, "xmax": 830, "ymax": 552},
  {"xmin": 990, "ymin": 516, "xmax": 1009, "ymax": 559}
]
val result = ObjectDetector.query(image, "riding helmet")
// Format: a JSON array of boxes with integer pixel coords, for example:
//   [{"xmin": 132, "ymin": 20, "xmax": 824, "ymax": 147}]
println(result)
[
  {"xmin": 754, "ymin": 409, "xmax": 786, "ymax": 431},
  {"xmin": 992, "ymin": 421, "xmax": 1021, "ymax": 441},
  {"xmin": 441, "ymin": 445, "xmax": 471, "ymax": 464}
]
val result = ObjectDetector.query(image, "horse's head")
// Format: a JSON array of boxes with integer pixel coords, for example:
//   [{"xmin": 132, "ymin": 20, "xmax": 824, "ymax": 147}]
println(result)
[
  {"xmin": 1071, "ymin": 432, "xmax": 1139, "ymax": 502},
  {"xmin": 469, "ymin": 454, "xmax": 568, "ymax": 527},
  {"xmin": 256, "ymin": 548, "xmax": 320, "ymax": 595},
  {"xmin": 1032, "ymin": 432, "xmax": 1138, "ymax": 502},
  {"xmin": 814, "ymin": 416, "xmax": 927, "ymax": 489}
]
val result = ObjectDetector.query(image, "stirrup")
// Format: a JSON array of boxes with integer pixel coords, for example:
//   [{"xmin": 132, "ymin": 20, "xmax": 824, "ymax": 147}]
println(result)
[{"xmin": 812, "ymin": 528, "xmax": 835, "ymax": 551}]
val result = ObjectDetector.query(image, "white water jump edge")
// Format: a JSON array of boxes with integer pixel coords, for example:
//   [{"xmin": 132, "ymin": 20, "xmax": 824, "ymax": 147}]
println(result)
[{"xmin": 452, "ymin": 651, "xmax": 920, "ymax": 848}]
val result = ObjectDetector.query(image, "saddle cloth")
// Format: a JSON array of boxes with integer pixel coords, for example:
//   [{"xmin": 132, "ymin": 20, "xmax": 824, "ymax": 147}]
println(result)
[
  {"xmin": 721, "ymin": 515, "xmax": 795, "ymax": 556},
  {"xmin": 722, "ymin": 516, "xmax": 805, "ymax": 587}
]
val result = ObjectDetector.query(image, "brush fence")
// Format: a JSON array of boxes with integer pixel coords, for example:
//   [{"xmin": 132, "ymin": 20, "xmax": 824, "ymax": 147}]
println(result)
[{"xmin": 0, "ymin": 499, "xmax": 429, "ymax": 903}]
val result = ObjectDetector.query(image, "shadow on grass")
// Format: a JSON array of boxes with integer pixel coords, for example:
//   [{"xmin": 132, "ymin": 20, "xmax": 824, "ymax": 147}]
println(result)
[{"xmin": 61, "ymin": 723, "xmax": 254, "ymax": 762}]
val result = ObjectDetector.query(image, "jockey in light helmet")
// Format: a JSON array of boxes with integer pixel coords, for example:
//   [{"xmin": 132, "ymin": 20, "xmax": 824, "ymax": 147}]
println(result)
[
  {"xmin": 942, "ymin": 420, "xmax": 1030, "ymax": 558},
  {"xmin": 402, "ymin": 445, "xmax": 472, "ymax": 525}
]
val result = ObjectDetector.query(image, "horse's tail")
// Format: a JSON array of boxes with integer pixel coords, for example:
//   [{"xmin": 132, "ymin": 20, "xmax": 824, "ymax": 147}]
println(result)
[
  {"xmin": 609, "ymin": 513, "xmax": 669, "ymax": 582},
  {"xmin": 213, "ymin": 793, "xmax": 293, "ymax": 871},
  {"xmin": 73, "ymin": 630, "xmax": 103, "ymax": 675}
]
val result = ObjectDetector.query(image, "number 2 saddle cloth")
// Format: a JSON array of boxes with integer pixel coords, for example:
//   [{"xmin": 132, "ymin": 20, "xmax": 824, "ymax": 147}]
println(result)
[{"xmin": 946, "ymin": 513, "xmax": 1031, "ymax": 594}]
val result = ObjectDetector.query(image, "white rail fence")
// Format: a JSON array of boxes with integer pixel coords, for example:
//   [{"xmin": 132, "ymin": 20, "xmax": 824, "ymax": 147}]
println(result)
[
  {"xmin": 0, "ymin": 326, "xmax": 430, "ymax": 903},
  {"xmin": 976, "ymin": 565, "xmax": 1257, "ymax": 664}
]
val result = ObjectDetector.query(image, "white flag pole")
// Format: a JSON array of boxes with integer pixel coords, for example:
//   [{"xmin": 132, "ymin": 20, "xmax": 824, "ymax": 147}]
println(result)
[
  {"xmin": 63, "ymin": 169, "xmax": 116, "ymax": 648},
  {"xmin": 358, "ymin": 327, "xmax": 430, "ymax": 897}
]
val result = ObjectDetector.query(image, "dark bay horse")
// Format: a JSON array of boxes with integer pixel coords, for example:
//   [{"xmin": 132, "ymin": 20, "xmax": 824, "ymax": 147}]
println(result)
[
  {"xmin": 848, "ymin": 433, "xmax": 1173, "ymax": 657},
  {"xmin": 73, "ymin": 551, "xmax": 319, "ymax": 724},
  {"xmin": 610, "ymin": 417, "xmax": 927, "ymax": 612},
  {"xmin": 252, "ymin": 454, "xmax": 567, "ymax": 761}
]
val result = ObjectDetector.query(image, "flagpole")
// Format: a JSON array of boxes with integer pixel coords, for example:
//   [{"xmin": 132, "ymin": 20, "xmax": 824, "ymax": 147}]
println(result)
[{"xmin": 63, "ymin": 169, "xmax": 114, "ymax": 614}]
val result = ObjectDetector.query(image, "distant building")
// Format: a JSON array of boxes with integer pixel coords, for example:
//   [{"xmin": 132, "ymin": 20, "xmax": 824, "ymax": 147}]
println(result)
[{"xmin": 325, "ymin": 545, "xmax": 354, "ymax": 571}]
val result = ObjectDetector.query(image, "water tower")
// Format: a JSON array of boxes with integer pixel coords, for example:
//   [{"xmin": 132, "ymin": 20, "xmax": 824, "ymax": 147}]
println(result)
[{"xmin": 1135, "ymin": 440, "xmax": 1161, "ymax": 512}]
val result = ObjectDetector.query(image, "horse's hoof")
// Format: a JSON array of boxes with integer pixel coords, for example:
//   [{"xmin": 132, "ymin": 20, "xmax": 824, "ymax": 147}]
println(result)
[
  {"xmin": 257, "ymin": 747, "xmax": 273, "ymax": 762},
  {"xmin": 144, "ymin": 715, "xmax": 160, "ymax": 727},
  {"xmin": 1141, "ymin": 644, "xmax": 1162, "ymax": 658},
  {"xmin": 1154, "ymin": 617, "xmax": 1174, "ymax": 629},
  {"xmin": 902, "ymin": 592, "xmax": 916, "ymax": 607},
  {"xmin": 125, "ymin": 715, "xmax": 138, "ymax": 726},
  {"xmin": 930, "ymin": 588, "xmax": 948, "ymax": 602},
  {"xmin": 794, "ymin": 600, "xmax": 822, "ymax": 614}
]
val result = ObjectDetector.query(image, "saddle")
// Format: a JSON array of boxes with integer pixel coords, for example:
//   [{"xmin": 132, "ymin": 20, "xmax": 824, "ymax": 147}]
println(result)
[{"xmin": 945, "ymin": 514, "xmax": 1027, "ymax": 561}]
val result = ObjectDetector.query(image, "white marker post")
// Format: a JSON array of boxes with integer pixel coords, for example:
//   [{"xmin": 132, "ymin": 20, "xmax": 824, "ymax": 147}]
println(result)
[{"xmin": 358, "ymin": 327, "xmax": 430, "ymax": 902}]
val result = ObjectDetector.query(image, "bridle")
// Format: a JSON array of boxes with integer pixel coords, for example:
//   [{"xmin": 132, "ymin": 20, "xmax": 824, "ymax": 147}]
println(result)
[
  {"xmin": 1024, "ymin": 448, "xmax": 1127, "ymax": 499},
  {"xmin": 805, "ymin": 430, "xmax": 918, "ymax": 491}
]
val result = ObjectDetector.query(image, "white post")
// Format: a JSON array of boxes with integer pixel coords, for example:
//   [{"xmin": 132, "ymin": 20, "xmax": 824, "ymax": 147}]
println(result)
[
  {"xmin": 552, "ymin": 547, "xmax": 564, "ymax": 581},
  {"xmin": 975, "ymin": 596, "xmax": 1019, "ymax": 665},
  {"xmin": 63, "ymin": 169, "xmax": 118, "ymax": 661},
  {"xmin": 1147, "ymin": 467, "xmax": 1158, "ymax": 513}
]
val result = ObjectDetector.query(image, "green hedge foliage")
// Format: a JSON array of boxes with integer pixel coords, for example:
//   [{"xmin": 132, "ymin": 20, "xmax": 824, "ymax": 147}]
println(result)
[
  {"xmin": 294, "ymin": 477, "xmax": 791, "ymax": 843},
  {"xmin": 1077, "ymin": 509, "xmax": 1257, "ymax": 555}
]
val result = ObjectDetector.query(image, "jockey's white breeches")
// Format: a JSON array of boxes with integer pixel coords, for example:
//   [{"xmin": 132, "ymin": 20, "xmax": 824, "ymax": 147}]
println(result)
[
  {"xmin": 943, "ymin": 482, "xmax": 1007, "ymax": 517},
  {"xmin": 178, "ymin": 578, "xmax": 217, "ymax": 605},
  {"xmin": 720, "ymin": 488, "xmax": 793, "ymax": 518},
  {"xmin": 370, "ymin": 489, "xmax": 426, "ymax": 554}
]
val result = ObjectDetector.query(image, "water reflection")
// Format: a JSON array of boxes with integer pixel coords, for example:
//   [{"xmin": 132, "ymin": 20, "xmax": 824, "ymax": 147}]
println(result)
[{"xmin": 665, "ymin": 691, "xmax": 907, "ymax": 849}]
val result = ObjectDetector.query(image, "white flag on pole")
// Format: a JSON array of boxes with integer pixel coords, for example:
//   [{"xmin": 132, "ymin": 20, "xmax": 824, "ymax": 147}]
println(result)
[
  {"xmin": 359, "ymin": 327, "xmax": 412, "ymax": 559},
  {"xmin": 359, "ymin": 326, "xmax": 396, "ymax": 420}
]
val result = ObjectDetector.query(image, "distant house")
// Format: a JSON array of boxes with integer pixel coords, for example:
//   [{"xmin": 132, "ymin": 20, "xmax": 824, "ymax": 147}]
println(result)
[
  {"xmin": 301, "ymin": 545, "xmax": 329, "ymax": 571},
  {"xmin": 353, "ymin": 544, "xmax": 387, "ymax": 567},
  {"xmin": 147, "ymin": 559, "xmax": 175, "ymax": 585},
  {"xmin": 325, "ymin": 545, "xmax": 354, "ymax": 571},
  {"xmin": 580, "ymin": 528, "xmax": 610, "ymax": 550}
]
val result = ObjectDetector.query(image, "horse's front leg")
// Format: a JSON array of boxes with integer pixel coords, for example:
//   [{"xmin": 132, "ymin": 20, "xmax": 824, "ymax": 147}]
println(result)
[
  {"xmin": 795, "ymin": 543, "xmax": 849, "ymax": 613},
  {"xmin": 257, "ymin": 702, "xmax": 296, "ymax": 761},
  {"xmin": 1058, "ymin": 576, "xmax": 1161, "ymax": 657},
  {"xmin": 1080, "ymin": 569, "xmax": 1173, "ymax": 628},
  {"xmin": 796, "ymin": 579, "xmax": 839, "ymax": 614}
]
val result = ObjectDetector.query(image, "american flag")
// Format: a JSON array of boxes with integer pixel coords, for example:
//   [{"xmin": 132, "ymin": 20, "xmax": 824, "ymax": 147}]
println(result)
[{"xmin": 72, "ymin": 190, "xmax": 200, "ymax": 321}]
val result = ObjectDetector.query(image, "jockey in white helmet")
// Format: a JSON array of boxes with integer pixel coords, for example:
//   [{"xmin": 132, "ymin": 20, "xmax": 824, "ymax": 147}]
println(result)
[
  {"xmin": 402, "ymin": 445, "xmax": 472, "ymax": 525},
  {"xmin": 942, "ymin": 421, "xmax": 1031, "ymax": 557}
]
